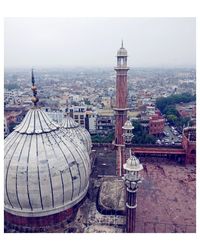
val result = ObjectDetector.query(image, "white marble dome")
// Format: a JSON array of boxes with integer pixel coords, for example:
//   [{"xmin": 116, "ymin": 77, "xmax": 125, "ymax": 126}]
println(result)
[
  {"xmin": 117, "ymin": 46, "xmax": 127, "ymax": 57},
  {"xmin": 4, "ymin": 107, "xmax": 90, "ymax": 217},
  {"xmin": 61, "ymin": 115, "xmax": 92, "ymax": 154}
]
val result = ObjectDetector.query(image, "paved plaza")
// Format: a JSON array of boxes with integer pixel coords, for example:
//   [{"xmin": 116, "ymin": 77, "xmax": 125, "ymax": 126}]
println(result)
[{"xmin": 61, "ymin": 158, "xmax": 196, "ymax": 233}]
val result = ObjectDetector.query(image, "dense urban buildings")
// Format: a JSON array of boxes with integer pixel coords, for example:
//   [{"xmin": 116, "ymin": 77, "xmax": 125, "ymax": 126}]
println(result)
[{"xmin": 4, "ymin": 67, "xmax": 196, "ymax": 137}]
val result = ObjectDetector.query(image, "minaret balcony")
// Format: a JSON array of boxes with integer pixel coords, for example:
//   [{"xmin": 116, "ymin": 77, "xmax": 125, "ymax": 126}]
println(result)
[{"xmin": 114, "ymin": 66, "xmax": 129, "ymax": 71}]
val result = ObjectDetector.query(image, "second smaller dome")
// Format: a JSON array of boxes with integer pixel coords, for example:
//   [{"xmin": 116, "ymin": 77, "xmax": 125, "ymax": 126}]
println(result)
[{"xmin": 61, "ymin": 115, "xmax": 92, "ymax": 154}]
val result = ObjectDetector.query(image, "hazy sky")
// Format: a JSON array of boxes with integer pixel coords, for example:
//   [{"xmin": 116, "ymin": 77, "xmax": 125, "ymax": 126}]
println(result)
[{"xmin": 4, "ymin": 17, "xmax": 196, "ymax": 68}]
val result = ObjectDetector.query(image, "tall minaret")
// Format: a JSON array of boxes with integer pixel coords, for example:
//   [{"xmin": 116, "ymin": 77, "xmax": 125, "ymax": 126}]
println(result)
[{"xmin": 114, "ymin": 41, "xmax": 129, "ymax": 176}]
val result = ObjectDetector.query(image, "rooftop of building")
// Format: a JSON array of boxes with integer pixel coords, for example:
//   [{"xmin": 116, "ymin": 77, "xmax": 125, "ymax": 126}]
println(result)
[{"xmin": 97, "ymin": 109, "xmax": 114, "ymax": 116}]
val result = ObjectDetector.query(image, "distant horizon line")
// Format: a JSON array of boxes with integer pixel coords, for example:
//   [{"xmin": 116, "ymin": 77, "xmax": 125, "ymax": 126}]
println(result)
[{"xmin": 4, "ymin": 65, "xmax": 196, "ymax": 70}]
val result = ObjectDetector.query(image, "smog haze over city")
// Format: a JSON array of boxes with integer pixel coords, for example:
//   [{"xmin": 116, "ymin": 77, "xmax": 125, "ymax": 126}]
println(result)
[{"xmin": 5, "ymin": 17, "xmax": 195, "ymax": 68}]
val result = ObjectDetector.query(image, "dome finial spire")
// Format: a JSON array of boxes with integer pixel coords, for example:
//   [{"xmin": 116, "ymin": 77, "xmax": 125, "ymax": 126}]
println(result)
[
  {"xmin": 31, "ymin": 68, "xmax": 39, "ymax": 106},
  {"xmin": 121, "ymin": 40, "xmax": 124, "ymax": 48},
  {"xmin": 32, "ymin": 68, "xmax": 35, "ymax": 85}
]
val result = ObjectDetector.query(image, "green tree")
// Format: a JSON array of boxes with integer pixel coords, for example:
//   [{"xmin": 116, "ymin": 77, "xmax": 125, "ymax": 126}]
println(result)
[
  {"xmin": 156, "ymin": 92, "xmax": 195, "ymax": 129},
  {"xmin": 156, "ymin": 92, "xmax": 195, "ymax": 114},
  {"xmin": 144, "ymin": 134, "xmax": 156, "ymax": 144},
  {"xmin": 91, "ymin": 131, "xmax": 114, "ymax": 143},
  {"xmin": 132, "ymin": 120, "xmax": 156, "ymax": 144},
  {"xmin": 132, "ymin": 120, "xmax": 143, "ymax": 132},
  {"xmin": 163, "ymin": 105, "xmax": 179, "ymax": 116},
  {"xmin": 166, "ymin": 114, "xmax": 178, "ymax": 126},
  {"xmin": 176, "ymin": 117, "xmax": 190, "ymax": 130}
]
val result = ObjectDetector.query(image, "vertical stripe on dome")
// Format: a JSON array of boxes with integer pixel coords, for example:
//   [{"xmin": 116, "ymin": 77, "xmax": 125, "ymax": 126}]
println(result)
[
  {"xmin": 15, "ymin": 134, "xmax": 28, "ymax": 210},
  {"xmin": 36, "ymin": 134, "xmax": 44, "ymax": 209},
  {"xmin": 62, "ymin": 125, "xmax": 91, "ymax": 154},
  {"xmin": 62, "ymin": 127, "xmax": 91, "ymax": 175},
  {"xmin": 54, "ymin": 131, "xmax": 82, "ymax": 196},
  {"xmin": 79, "ymin": 127, "xmax": 92, "ymax": 153},
  {"xmin": 37, "ymin": 111, "xmax": 55, "ymax": 208},
  {"xmin": 41, "ymin": 110, "xmax": 59, "ymax": 130},
  {"xmin": 5, "ymin": 133, "xmax": 25, "ymax": 208},
  {"xmin": 36, "ymin": 133, "xmax": 52, "ymax": 209},
  {"xmin": 45, "ymin": 131, "xmax": 66, "ymax": 205},
  {"xmin": 40, "ymin": 133, "xmax": 55, "ymax": 208},
  {"xmin": 28, "ymin": 134, "xmax": 43, "ymax": 210},
  {"xmin": 4, "ymin": 132, "xmax": 21, "ymax": 159},
  {"xmin": 77, "ymin": 129, "xmax": 87, "ymax": 149},
  {"xmin": 26, "ymin": 109, "xmax": 35, "ymax": 134},
  {"xmin": 14, "ymin": 109, "xmax": 32, "ymax": 132},
  {"xmin": 68, "ymin": 139, "xmax": 89, "ymax": 193},
  {"xmin": 4, "ymin": 130, "xmax": 18, "ymax": 146},
  {"xmin": 76, "ymin": 128, "xmax": 88, "ymax": 152},
  {"xmin": 50, "ymin": 130, "xmax": 74, "ymax": 201},
  {"xmin": 21, "ymin": 109, "xmax": 34, "ymax": 134},
  {"xmin": 26, "ymin": 134, "xmax": 33, "ymax": 210},
  {"xmin": 55, "ymin": 130, "xmax": 89, "ymax": 196},
  {"xmin": 35, "ymin": 109, "xmax": 42, "ymax": 132},
  {"xmin": 60, "ymin": 172, "xmax": 65, "ymax": 205}
]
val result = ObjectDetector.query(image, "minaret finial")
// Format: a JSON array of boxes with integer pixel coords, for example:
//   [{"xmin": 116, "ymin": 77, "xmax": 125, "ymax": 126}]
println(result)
[
  {"xmin": 31, "ymin": 68, "xmax": 39, "ymax": 106},
  {"xmin": 121, "ymin": 40, "xmax": 124, "ymax": 48}
]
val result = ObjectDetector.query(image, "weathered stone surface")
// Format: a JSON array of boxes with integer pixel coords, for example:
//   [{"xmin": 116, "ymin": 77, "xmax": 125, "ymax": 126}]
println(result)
[{"xmin": 98, "ymin": 177, "xmax": 125, "ymax": 213}]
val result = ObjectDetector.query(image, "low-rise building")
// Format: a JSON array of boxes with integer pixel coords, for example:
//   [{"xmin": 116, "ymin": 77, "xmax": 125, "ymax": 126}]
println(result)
[
  {"xmin": 96, "ymin": 109, "xmax": 115, "ymax": 133},
  {"xmin": 101, "ymin": 96, "xmax": 112, "ymax": 109},
  {"xmin": 176, "ymin": 103, "xmax": 196, "ymax": 119},
  {"xmin": 69, "ymin": 106, "xmax": 87, "ymax": 127},
  {"xmin": 85, "ymin": 110, "xmax": 97, "ymax": 134},
  {"xmin": 182, "ymin": 127, "xmax": 196, "ymax": 164},
  {"xmin": 149, "ymin": 113, "xmax": 165, "ymax": 135}
]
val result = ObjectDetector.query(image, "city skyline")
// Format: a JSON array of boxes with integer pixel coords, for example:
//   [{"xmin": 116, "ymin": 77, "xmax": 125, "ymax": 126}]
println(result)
[{"xmin": 5, "ymin": 17, "xmax": 196, "ymax": 68}]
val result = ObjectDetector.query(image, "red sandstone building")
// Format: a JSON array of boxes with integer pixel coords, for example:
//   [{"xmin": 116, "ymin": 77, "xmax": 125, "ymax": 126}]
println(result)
[
  {"xmin": 149, "ymin": 113, "xmax": 165, "ymax": 135},
  {"xmin": 182, "ymin": 127, "xmax": 196, "ymax": 164}
]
